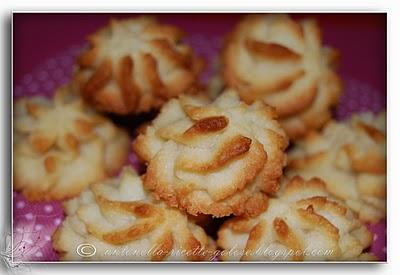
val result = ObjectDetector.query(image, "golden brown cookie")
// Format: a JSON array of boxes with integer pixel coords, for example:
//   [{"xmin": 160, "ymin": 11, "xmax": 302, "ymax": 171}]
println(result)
[
  {"xmin": 53, "ymin": 166, "xmax": 216, "ymax": 261},
  {"xmin": 222, "ymin": 14, "xmax": 342, "ymax": 139},
  {"xmin": 13, "ymin": 86, "xmax": 130, "ymax": 201},
  {"xmin": 74, "ymin": 16, "xmax": 204, "ymax": 115},
  {"xmin": 217, "ymin": 176, "xmax": 375, "ymax": 261},
  {"xmin": 287, "ymin": 112, "xmax": 386, "ymax": 223},
  {"xmin": 133, "ymin": 89, "xmax": 288, "ymax": 218}
]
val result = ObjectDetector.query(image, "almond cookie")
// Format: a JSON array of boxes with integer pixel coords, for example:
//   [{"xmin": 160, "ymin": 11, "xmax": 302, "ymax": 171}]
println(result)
[
  {"xmin": 133, "ymin": 90, "xmax": 288, "ymax": 217},
  {"xmin": 222, "ymin": 14, "xmax": 342, "ymax": 139},
  {"xmin": 53, "ymin": 166, "xmax": 216, "ymax": 261},
  {"xmin": 13, "ymin": 86, "xmax": 130, "ymax": 201},
  {"xmin": 287, "ymin": 112, "xmax": 386, "ymax": 223},
  {"xmin": 217, "ymin": 176, "xmax": 375, "ymax": 261},
  {"xmin": 74, "ymin": 16, "xmax": 204, "ymax": 115}
]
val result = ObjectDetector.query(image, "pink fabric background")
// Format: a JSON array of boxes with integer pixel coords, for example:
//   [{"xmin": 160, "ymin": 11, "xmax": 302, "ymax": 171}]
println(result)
[{"xmin": 12, "ymin": 13, "xmax": 387, "ymax": 262}]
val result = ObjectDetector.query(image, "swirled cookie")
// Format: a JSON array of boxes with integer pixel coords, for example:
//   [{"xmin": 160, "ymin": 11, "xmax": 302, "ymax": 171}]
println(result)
[
  {"xmin": 133, "ymin": 90, "xmax": 288, "ymax": 217},
  {"xmin": 53, "ymin": 166, "xmax": 216, "ymax": 261},
  {"xmin": 287, "ymin": 112, "xmax": 386, "ymax": 223},
  {"xmin": 13, "ymin": 86, "xmax": 130, "ymax": 201},
  {"xmin": 217, "ymin": 176, "xmax": 375, "ymax": 261},
  {"xmin": 222, "ymin": 14, "xmax": 342, "ymax": 139},
  {"xmin": 74, "ymin": 16, "xmax": 204, "ymax": 115}
]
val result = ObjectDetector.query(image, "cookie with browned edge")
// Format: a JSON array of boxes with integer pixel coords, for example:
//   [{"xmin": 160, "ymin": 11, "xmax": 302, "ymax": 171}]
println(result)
[
  {"xmin": 222, "ymin": 14, "xmax": 342, "ymax": 139},
  {"xmin": 53, "ymin": 166, "xmax": 216, "ymax": 261},
  {"xmin": 133, "ymin": 90, "xmax": 288, "ymax": 218},
  {"xmin": 217, "ymin": 176, "xmax": 375, "ymax": 261},
  {"xmin": 74, "ymin": 16, "xmax": 204, "ymax": 115},
  {"xmin": 14, "ymin": 86, "xmax": 130, "ymax": 201},
  {"xmin": 287, "ymin": 112, "xmax": 386, "ymax": 223}
]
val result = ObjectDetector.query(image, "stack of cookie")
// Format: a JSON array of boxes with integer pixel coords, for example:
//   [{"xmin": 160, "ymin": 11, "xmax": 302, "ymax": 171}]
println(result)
[{"xmin": 13, "ymin": 14, "xmax": 386, "ymax": 262}]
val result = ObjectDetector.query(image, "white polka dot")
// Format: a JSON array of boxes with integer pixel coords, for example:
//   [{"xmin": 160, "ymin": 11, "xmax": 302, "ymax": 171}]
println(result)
[
  {"xmin": 38, "ymin": 71, "xmax": 49, "ymax": 81},
  {"xmin": 44, "ymin": 205, "xmax": 53, "ymax": 213},
  {"xmin": 54, "ymin": 218, "xmax": 61, "ymax": 226},
  {"xmin": 34, "ymin": 224, "xmax": 43, "ymax": 231},
  {"xmin": 25, "ymin": 213, "xmax": 34, "ymax": 220},
  {"xmin": 16, "ymin": 201, "xmax": 25, "ymax": 209},
  {"xmin": 383, "ymin": 247, "xmax": 387, "ymax": 253},
  {"xmin": 35, "ymin": 251, "xmax": 43, "ymax": 258},
  {"xmin": 16, "ymin": 227, "xmax": 23, "ymax": 233},
  {"xmin": 373, "ymin": 234, "xmax": 378, "ymax": 241},
  {"xmin": 25, "ymin": 239, "xmax": 33, "ymax": 245},
  {"xmin": 44, "ymin": 235, "xmax": 51, "ymax": 242},
  {"xmin": 28, "ymin": 83, "xmax": 39, "ymax": 93},
  {"xmin": 22, "ymin": 74, "xmax": 32, "ymax": 84},
  {"xmin": 53, "ymin": 69, "xmax": 64, "ymax": 79}
]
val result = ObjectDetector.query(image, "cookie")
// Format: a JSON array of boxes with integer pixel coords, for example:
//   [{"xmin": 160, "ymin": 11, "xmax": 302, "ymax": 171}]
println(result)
[
  {"xmin": 133, "ymin": 89, "xmax": 288, "ymax": 217},
  {"xmin": 217, "ymin": 176, "xmax": 375, "ymax": 261},
  {"xmin": 287, "ymin": 112, "xmax": 386, "ymax": 223},
  {"xmin": 222, "ymin": 14, "xmax": 342, "ymax": 139},
  {"xmin": 74, "ymin": 16, "xmax": 204, "ymax": 115},
  {"xmin": 53, "ymin": 166, "xmax": 216, "ymax": 261},
  {"xmin": 13, "ymin": 86, "xmax": 130, "ymax": 201}
]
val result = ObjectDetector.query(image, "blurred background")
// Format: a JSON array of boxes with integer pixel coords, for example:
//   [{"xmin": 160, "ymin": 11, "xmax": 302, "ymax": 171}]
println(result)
[{"xmin": 13, "ymin": 13, "xmax": 386, "ymax": 97}]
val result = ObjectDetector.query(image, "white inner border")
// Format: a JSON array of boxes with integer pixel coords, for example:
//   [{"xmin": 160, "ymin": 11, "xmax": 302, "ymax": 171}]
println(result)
[{"xmin": 1, "ymin": 1, "xmax": 399, "ymax": 274}]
